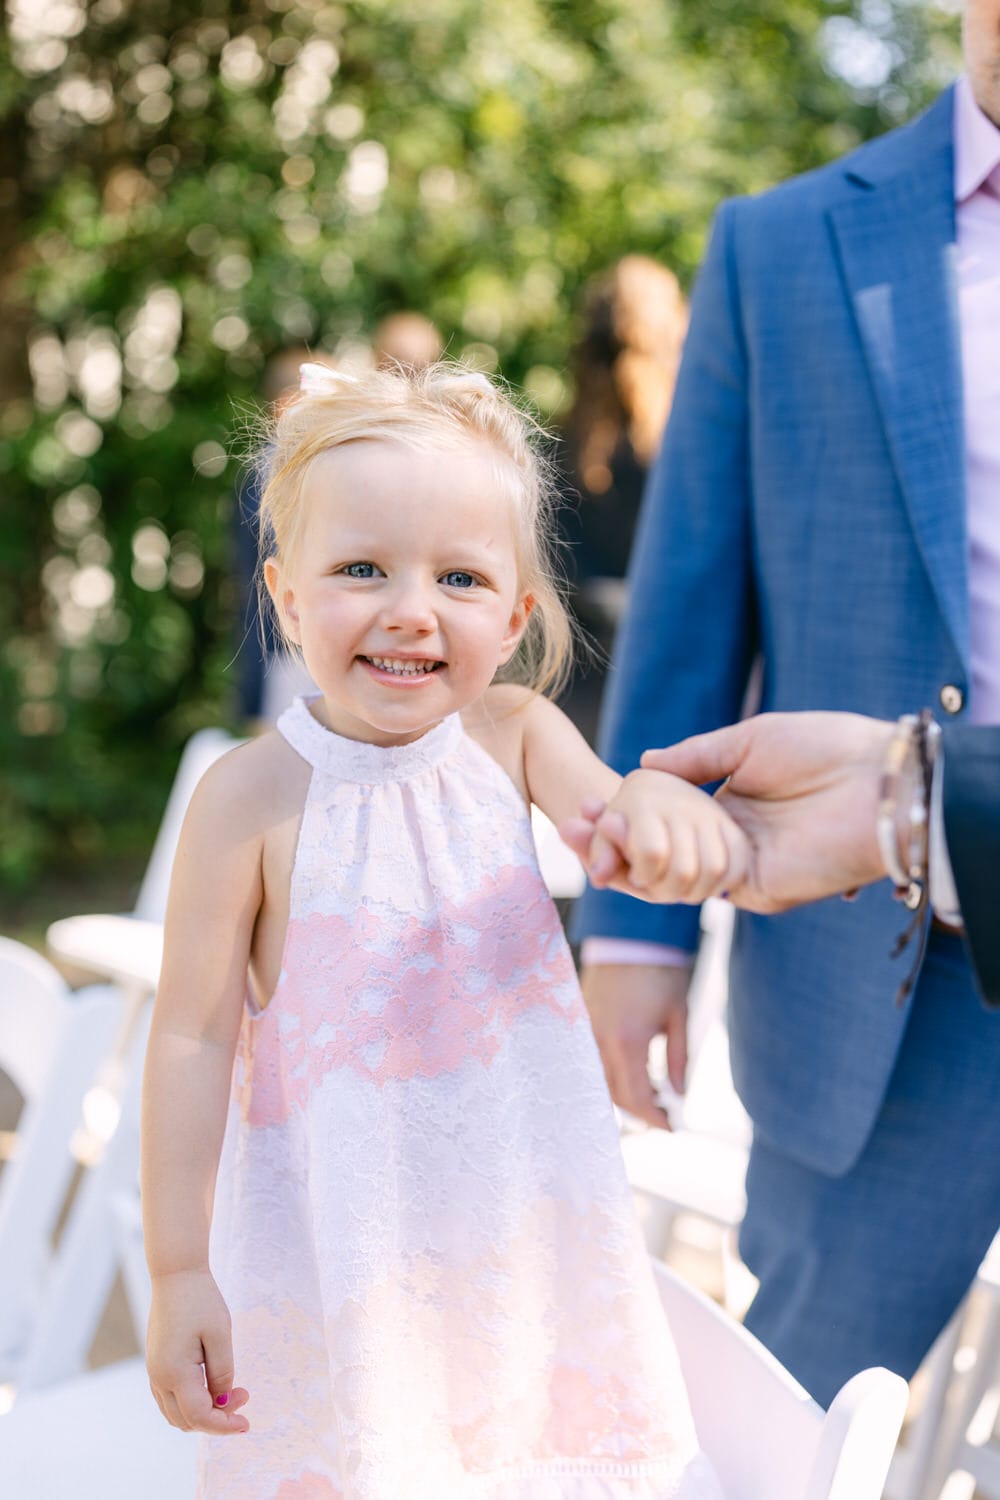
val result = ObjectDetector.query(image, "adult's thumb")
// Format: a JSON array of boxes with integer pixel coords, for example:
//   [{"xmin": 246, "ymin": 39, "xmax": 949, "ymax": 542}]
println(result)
[{"xmin": 641, "ymin": 723, "xmax": 746, "ymax": 787}]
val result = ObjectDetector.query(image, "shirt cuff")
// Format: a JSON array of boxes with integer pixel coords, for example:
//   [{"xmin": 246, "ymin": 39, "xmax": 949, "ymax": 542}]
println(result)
[
  {"xmin": 580, "ymin": 938, "xmax": 696, "ymax": 968},
  {"xmin": 929, "ymin": 751, "xmax": 962, "ymax": 925}
]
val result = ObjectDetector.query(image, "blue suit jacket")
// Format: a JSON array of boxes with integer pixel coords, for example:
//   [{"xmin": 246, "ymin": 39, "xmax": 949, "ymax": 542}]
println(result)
[
  {"xmin": 575, "ymin": 88, "xmax": 971, "ymax": 1176},
  {"xmin": 941, "ymin": 724, "xmax": 1000, "ymax": 1009}
]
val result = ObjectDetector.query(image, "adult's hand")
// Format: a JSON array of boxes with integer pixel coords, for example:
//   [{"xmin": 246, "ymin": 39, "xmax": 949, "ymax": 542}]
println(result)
[
  {"xmin": 580, "ymin": 963, "xmax": 691, "ymax": 1130},
  {"xmin": 641, "ymin": 711, "xmax": 895, "ymax": 912}
]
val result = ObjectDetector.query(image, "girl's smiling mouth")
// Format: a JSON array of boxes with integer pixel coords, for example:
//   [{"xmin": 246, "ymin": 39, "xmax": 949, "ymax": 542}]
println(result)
[{"xmin": 359, "ymin": 655, "xmax": 444, "ymax": 679}]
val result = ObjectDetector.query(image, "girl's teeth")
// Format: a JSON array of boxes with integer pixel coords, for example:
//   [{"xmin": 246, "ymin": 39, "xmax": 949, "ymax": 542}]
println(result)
[{"xmin": 368, "ymin": 657, "xmax": 436, "ymax": 676}]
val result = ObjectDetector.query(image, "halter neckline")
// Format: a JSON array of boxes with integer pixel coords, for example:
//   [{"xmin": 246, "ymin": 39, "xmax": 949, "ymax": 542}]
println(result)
[{"xmin": 276, "ymin": 695, "xmax": 463, "ymax": 784}]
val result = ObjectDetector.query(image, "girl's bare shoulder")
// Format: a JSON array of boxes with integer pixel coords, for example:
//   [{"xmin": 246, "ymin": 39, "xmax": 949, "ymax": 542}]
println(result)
[
  {"xmin": 185, "ymin": 730, "xmax": 311, "ymax": 844},
  {"xmin": 461, "ymin": 685, "xmax": 537, "ymax": 799}
]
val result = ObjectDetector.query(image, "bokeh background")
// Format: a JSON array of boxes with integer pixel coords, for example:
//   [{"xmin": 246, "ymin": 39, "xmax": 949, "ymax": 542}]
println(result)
[{"xmin": 1, "ymin": 0, "xmax": 962, "ymax": 927}]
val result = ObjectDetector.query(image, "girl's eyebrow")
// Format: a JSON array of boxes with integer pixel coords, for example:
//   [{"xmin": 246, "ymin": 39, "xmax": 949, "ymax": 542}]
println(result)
[{"xmin": 321, "ymin": 534, "xmax": 505, "ymax": 561}]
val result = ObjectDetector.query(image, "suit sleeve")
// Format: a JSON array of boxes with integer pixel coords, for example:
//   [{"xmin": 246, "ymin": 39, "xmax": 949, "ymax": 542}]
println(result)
[
  {"xmin": 940, "ymin": 723, "xmax": 1000, "ymax": 1008},
  {"xmin": 573, "ymin": 200, "xmax": 758, "ymax": 948}
]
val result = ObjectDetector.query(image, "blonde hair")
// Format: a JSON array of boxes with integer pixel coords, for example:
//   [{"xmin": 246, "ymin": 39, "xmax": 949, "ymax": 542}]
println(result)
[{"xmin": 254, "ymin": 361, "xmax": 574, "ymax": 700}]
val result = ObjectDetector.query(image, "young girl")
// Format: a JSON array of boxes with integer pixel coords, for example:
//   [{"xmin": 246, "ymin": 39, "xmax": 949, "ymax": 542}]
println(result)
[{"xmin": 141, "ymin": 362, "xmax": 745, "ymax": 1500}]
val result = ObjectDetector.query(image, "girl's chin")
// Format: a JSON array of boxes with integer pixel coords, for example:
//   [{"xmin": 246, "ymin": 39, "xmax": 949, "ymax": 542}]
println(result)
[{"xmin": 316, "ymin": 693, "xmax": 450, "ymax": 746}]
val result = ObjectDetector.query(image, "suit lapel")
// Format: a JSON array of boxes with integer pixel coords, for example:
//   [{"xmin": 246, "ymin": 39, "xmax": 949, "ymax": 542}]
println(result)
[{"xmin": 830, "ymin": 101, "xmax": 968, "ymax": 667}]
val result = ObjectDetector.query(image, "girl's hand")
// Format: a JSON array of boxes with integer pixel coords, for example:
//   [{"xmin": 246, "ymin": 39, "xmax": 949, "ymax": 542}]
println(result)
[
  {"xmin": 146, "ymin": 1269, "xmax": 250, "ymax": 1435},
  {"xmin": 560, "ymin": 768, "xmax": 750, "ymax": 904}
]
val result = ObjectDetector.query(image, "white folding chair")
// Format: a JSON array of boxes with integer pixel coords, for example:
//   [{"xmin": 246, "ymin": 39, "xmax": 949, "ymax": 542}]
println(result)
[
  {"xmin": 653, "ymin": 1259, "xmax": 909, "ymax": 1500},
  {"xmin": 13, "ymin": 1006, "xmax": 151, "ymax": 1393},
  {"xmin": 531, "ymin": 804, "xmax": 586, "ymax": 898},
  {"xmin": 622, "ymin": 901, "xmax": 754, "ymax": 1312},
  {"xmin": 0, "ymin": 938, "xmax": 121, "ymax": 1381},
  {"xmin": 0, "ymin": 1015, "xmax": 195, "ymax": 1496},
  {"xmin": 0, "ymin": 1250, "xmax": 903, "ymax": 1500},
  {"xmin": 132, "ymin": 727, "xmax": 244, "ymax": 924},
  {"xmin": 47, "ymin": 727, "xmax": 243, "ymax": 998},
  {"xmin": 0, "ymin": 1355, "xmax": 196, "ymax": 1498},
  {"xmin": 892, "ymin": 1235, "xmax": 1000, "ymax": 1500},
  {"xmin": 880, "ymin": 1309, "xmax": 965, "ymax": 1500},
  {"xmin": 9, "ymin": 745, "xmax": 241, "ymax": 1397}
]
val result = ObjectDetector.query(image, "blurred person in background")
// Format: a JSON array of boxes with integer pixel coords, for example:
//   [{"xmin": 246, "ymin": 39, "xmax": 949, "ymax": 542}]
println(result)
[
  {"xmin": 234, "ymin": 315, "xmax": 443, "ymax": 727},
  {"xmin": 558, "ymin": 257, "xmax": 688, "ymax": 744},
  {"xmin": 574, "ymin": 0, "xmax": 1000, "ymax": 1406},
  {"xmin": 372, "ymin": 310, "xmax": 444, "ymax": 372}
]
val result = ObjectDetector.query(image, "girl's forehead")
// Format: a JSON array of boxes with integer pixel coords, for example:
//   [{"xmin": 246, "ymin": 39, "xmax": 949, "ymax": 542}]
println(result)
[
  {"xmin": 302, "ymin": 437, "xmax": 522, "ymax": 522},
  {"xmin": 307, "ymin": 434, "xmax": 502, "ymax": 483}
]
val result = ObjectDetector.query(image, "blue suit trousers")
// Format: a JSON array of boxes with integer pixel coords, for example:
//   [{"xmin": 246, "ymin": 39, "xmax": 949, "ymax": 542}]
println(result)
[{"xmin": 740, "ymin": 931, "xmax": 1000, "ymax": 1406}]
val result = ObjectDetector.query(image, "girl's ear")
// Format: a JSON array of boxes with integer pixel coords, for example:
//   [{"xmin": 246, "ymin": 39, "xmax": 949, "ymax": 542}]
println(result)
[
  {"xmin": 497, "ymin": 593, "xmax": 535, "ymax": 666},
  {"xmin": 264, "ymin": 556, "xmax": 301, "ymax": 644}
]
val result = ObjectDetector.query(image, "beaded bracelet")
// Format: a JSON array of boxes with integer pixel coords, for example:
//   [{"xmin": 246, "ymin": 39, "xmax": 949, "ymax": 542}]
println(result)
[{"xmin": 876, "ymin": 714, "xmax": 918, "ymax": 890}]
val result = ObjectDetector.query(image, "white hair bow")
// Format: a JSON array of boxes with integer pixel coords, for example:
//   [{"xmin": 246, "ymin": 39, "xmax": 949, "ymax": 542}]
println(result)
[
  {"xmin": 298, "ymin": 362, "xmax": 358, "ymax": 395},
  {"xmin": 461, "ymin": 371, "xmax": 495, "ymax": 396}
]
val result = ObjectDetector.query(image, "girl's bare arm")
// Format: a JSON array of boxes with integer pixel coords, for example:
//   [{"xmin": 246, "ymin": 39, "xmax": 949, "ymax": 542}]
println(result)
[
  {"xmin": 521, "ymin": 694, "xmax": 748, "ymax": 906},
  {"xmin": 519, "ymin": 692, "xmax": 622, "ymax": 827},
  {"xmin": 141, "ymin": 746, "xmax": 266, "ymax": 1434}
]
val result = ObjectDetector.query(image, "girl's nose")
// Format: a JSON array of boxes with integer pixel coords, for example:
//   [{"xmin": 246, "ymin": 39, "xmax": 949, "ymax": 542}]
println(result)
[{"xmin": 381, "ymin": 580, "xmax": 437, "ymax": 632}]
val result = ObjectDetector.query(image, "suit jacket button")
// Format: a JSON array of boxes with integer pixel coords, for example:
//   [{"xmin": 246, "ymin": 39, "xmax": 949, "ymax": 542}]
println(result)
[{"xmin": 939, "ymin": 683, "xmax": 964, "ymax": 715}]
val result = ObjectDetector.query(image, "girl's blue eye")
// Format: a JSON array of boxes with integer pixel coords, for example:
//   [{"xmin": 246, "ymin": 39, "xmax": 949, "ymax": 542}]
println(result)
[
  {"xmin": 342, "ymin": 562, "xmax": 377, "ymax": 578},
  {"xmin": 442, "ymin": 571, "xmax": 477, "ymax": 589}
]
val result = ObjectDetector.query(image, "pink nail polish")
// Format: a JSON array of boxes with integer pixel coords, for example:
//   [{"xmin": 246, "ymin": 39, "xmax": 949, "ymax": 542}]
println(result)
[{"xmin": 215, "ymin": 1392, "xmax": 229, "ymax": 1406}]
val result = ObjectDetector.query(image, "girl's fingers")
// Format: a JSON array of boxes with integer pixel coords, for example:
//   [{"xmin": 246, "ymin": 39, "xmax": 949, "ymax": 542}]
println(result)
[
  {"xmin": 589, "ymin": 811, "xmax": 629, "ymax": 879},
  {"xmin": 662, "ymin": 825, "xmax": 699, "ymax": 898},
  {"xmin": 162, "ymin": 1390, "xmax": 193, "ymax": 1432},
  {"xmin": 150, "ymin": 1384, "xmax": 171, "ymax": 1426},
  {"xmin": 172, "ymin": 1367, "xmax": 250, "ymax": 1435},
  {"xmin": 557, "ymin": 816, "xmax": 600, "ymax": 863},
  {"xmin": 587, "ymin": 829, "xmax": 628, "ymax": 885},
  {"xmin": 177, "ymin": 1389, "xmax": 251, "ymax": 1435},
  {"xmin": 202, "ymin": 1324, "xmax": 236, "ymax": 1409},
  {"xmin": 689, "ymin": 824, "xmax": 732, "ymax": 902},
  {"xmin": 557, "ymin": 802, "xmax": 606, "ymax": 864},
  {"xmin": 623, "ymin": 820, "xmax": 671, "ymax": 890}
]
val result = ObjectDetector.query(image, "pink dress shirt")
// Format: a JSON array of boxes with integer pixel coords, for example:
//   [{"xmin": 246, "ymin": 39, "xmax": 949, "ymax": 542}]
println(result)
[
  {"xmin": 583, "ymin": 77, "xmax": 999, "ymax": 966},
  {"xmin": 955, "ymin": 75, "xmax": 1000, "ymax": 727}
]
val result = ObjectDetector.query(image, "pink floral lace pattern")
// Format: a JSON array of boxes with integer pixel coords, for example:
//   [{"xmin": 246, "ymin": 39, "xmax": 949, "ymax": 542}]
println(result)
[{"xmin": 197, "ymin": 699, "xmax": 723, "ymax": 1500}]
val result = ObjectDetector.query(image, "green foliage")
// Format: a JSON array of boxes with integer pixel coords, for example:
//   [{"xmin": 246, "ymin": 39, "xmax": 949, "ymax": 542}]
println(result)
[{"xmin": 2, "ymin": 0, "xmax": 960, "ymax": 893}]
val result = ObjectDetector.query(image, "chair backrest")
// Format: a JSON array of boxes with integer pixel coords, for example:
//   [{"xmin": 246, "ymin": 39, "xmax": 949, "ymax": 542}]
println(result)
[
  {"xmin": 530, "ymin": 805, "xmax": 586, "ymax": 899},
  {"xmin": 15, "ymin": 1005, "xmax": 151, "ymax": 1393},
  {"xmin": 0, "ymin": 936, "xmax": 68, "ymax": 1098},
  {"xmin": 133, "ymin": 728, "xmax": 243, "ymax": 922},
  {"xmin": 651, "ymin": 1260, "xmax": 907, "ymax": 1500},
  {"xmin": 0, "ymin": 940, "xmax": 121, "ymax": 1378}
]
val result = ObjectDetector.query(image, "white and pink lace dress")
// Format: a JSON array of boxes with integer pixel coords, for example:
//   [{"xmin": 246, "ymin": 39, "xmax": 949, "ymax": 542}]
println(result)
[{"xmin": 198, "ymin": 697, "xmax": 722, "ymax": 1500}]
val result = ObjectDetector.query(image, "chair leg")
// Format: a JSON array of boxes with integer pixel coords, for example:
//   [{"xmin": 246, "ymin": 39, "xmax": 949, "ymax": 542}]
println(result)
[
  {"xmin": 919, "ymin": 1288, "xmax": 1000, "ymax": 1500},
  {"xmin": 633, "ymin": 1190, "xmax": 677, "ymax": 1260},
  {"xmin": 720, "ymin": 1223, "xmax": 757, "ymax": 1320},
  {"xmin": 882, "ymin": 1305, "xmax": 964, "ymax": 1500}
]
